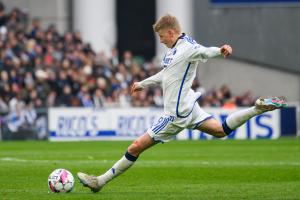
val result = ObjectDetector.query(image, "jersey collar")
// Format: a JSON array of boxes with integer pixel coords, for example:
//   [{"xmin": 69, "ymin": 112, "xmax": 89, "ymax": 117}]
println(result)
[{"xmin": 171, "ymin": 33, "xmax": 185, "ymax": 49}]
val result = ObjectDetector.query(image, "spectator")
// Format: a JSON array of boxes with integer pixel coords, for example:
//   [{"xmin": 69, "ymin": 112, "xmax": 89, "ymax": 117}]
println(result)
[
  {"xmin": 0, "ymin": 1, "xmax": 7, "ymax": 27},
  {"xmin": 153, "ymin": 88, "xmax": 163, "ymax": 107},
  {"xmin": 0, "ymin": 2, "xmax": 254, "ymax": 111},
  {"xmin": 0, "ymin": 96, "xmax": 8, "ymax": 112}
]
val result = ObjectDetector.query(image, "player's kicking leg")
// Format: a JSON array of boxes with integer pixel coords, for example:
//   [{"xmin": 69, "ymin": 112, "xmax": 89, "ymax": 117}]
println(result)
[
  {"xmin": 196, "ymin": 97, "xmax": 287, "ymax": 137},
  {"xmin": 78, "ymin": 133, "xmax": 158, "ymax": 192}
]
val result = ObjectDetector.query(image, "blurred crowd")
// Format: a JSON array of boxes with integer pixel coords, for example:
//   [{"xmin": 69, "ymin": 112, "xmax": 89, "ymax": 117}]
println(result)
[{"xmin": 0, "ymin": 2, "xmax": 255, "ymax": 133}]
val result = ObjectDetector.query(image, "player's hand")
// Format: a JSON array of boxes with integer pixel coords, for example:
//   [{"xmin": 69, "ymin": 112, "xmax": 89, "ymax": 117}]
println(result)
[
  {"xmin": 220, "ymin": 44, "xmax": 232, "ymax": 58},
  {"xmin": 130, "ymin": 82, "xmax": 143, "ymax": 94}
]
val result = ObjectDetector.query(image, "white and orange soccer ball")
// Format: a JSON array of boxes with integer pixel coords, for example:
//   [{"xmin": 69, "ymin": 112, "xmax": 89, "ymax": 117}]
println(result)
[{"xmin": 48, "ymin": 169, "xmax": 75, "ymax": 193}]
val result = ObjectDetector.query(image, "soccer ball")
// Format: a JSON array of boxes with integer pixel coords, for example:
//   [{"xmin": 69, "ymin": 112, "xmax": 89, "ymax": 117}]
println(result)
[{"xmin": 48, "ymin": 169, "xmax": 75, "ymax": 193}]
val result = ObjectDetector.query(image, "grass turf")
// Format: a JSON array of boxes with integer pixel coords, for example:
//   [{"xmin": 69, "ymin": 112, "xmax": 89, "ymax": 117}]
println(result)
[{"xmin": 0, "ymin": 139, "xmax": 300, "ymax": 200}]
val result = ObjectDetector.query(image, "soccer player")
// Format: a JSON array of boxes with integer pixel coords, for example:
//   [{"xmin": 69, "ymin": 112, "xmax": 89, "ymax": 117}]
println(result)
[{"xmin": 77, "ymin": 14, "xmax": 286, "ymax": 192}]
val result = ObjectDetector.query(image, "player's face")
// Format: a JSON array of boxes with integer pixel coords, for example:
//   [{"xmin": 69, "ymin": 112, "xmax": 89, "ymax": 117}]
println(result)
[{"xmin": 157, "ymin": 29, "xmax": 174, "ymax": 48}]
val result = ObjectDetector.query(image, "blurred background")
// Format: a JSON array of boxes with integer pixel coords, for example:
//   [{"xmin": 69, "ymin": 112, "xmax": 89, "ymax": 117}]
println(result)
[{"xmin": 0, "ymin": 0, "xmax": 299, "ymax": 141}]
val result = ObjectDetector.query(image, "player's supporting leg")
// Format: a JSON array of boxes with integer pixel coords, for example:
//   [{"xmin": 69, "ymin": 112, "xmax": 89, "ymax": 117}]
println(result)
[
  {"xmin": 78, "ymin": 133, "xmax": 158, "ymax": 192},
  {"xmin": 196, "ymin": 97, "xmax": 287, "ymax": 137}
]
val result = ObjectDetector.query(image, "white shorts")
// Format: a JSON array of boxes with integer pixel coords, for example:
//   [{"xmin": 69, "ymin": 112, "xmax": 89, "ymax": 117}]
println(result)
[{"xmin": 147, "ymin": 104, "xmax": 212, "ymax": 142}]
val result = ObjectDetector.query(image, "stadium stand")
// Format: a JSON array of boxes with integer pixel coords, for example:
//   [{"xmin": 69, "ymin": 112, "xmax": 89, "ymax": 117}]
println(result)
[
  {"xmin": 0, "ymin": 2, "xmax": 256, "ymax": 137},
  {"xmin": 0, "ymin": 3, "xmax": 255, "ymax": 109}
]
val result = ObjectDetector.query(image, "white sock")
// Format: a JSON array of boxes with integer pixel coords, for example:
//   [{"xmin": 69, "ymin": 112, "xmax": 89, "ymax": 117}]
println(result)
[
  {"xmin": 98, "ymin": 152, "xmax": 137, "ymax": 184},
  {"xmin": 224, "ymin": 106, "xmax": 264, "ymax": 132}
]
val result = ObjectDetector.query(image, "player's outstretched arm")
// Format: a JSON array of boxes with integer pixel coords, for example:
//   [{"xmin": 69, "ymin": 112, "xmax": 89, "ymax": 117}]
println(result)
[
  {"xmin": 131, "ymin": 69, "xmax": 164, "ymax": 95},
  {"xmin": 187, "ymin": 44, "xmax": 232, "ymax": 62}
]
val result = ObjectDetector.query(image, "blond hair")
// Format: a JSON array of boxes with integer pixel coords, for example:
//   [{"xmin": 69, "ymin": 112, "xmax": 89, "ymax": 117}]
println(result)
[{"xmin": 153, "ymin": 14, "xmax": 181, "ymax": 33}]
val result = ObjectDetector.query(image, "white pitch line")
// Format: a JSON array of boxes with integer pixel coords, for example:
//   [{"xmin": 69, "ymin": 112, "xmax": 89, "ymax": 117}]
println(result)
[{"xmin": 1, "ymin": 157, "xmax": 300, "ymax": 167}]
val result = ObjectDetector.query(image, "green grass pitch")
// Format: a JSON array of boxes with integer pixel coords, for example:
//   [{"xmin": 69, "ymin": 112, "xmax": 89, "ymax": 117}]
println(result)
[{"xmin": 0, "ymin": 139, "xmax": 300, "ymax": 200}]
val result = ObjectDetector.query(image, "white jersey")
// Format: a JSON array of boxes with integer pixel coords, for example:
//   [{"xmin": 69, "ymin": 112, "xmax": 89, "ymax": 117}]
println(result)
[{"xmin": 138, "ymin": 34, "xmax": 221, "ymax": 118}]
